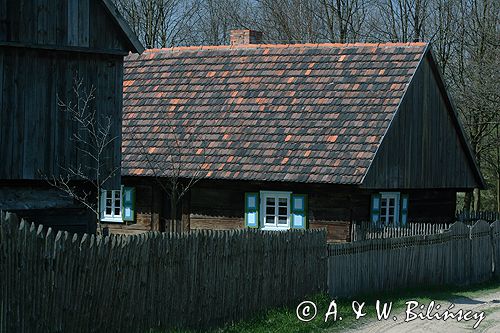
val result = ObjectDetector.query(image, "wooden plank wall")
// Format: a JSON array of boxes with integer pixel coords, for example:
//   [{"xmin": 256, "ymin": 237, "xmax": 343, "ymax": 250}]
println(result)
[
  {"xmin": 189, "ymin": 181, "xmax": 458, "ymax": 241},
  {"xmin": 0, "ymin": 0, "xmax": 130, "ymax": 53},
  {"xmin": 0, "ymin": 180, "xmax": 96, "ymax": 233},
  {"xmin": 116, "ymin": 177, "xmax": 162, "ymax": 234},
  {"xmin": 407, "ymin": 189, "xmax": 456, "ymax": 221},
  {"xmin": 11, "ymin": 207, "xmax": 94, "ymax": 234},
  {"xmin": 188, "ymin": 180, "xmax": 371, "ymax": 242},
  {"xmin": 0, "ymin": 48, "xmax": 123, "ymax": 188},
  {"xmin": 329, "ymin": 220, "xmax": 495, "ymax": 298},
  {"xmin": 362, "ymin": 56, "xmax": 478, "ymax": 189},
  {"xmin": 125, "ymin": 179, "xmax": 459, "ymax": 241},
  {"xmin": 0, "ymin": 212, "xmax": 327, "ymax": 333}
]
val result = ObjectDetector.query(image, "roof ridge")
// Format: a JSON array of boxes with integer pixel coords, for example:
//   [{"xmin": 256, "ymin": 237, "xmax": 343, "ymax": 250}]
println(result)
[{"xmin": 145, "ymin": 42, "xmax": 429, "ymax": 53}]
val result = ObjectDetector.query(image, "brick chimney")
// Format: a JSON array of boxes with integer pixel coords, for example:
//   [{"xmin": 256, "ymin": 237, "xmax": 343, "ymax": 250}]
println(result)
[{"xmin": 230, "ymin": 30, "xmax": 263, "ymax": 46}]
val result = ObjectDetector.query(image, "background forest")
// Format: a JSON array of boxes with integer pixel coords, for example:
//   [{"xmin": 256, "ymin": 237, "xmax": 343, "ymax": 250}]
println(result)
[{"xmin": 113, "ymin": 0, "xmax": 499, "ymax": 211}]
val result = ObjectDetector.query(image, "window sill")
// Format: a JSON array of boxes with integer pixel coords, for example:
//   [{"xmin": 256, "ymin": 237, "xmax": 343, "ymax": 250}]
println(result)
[
  {"xmin": 261, "ymin": 226, "xmax": 290, "ymax": 231},
  {"xmin": 100, "ymin": 217, "xmax": 123, "ymax": 223}
]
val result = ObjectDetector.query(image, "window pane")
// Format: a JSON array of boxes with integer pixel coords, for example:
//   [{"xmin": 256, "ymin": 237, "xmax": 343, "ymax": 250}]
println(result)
[
  {"xmin": 266, "ymin": 197, "xmax": 276, "ymax": 216},
  {"xmin": 106, "ymin": 191, "xmax": 112, "ymax": 200},
  {"xmin": 114, "ymin": 207, "xmax": 121, "ymax": 216},
  {"xmin": 106, "ymin": 206, "xmax": 111, "ymax": 215},
  {"xmin": 278, "ymin": 197, "xmax": 287, "ymax": 206},
  {"xmin": 389, "ymin": 198, "xmax": 395, "ymax": 206},
  {"xmin": 278, "ymin": 216, "xmax": 287, "ymax": 224},
  {"xmin": 266, "ymin": 216, "xmax": 274, "ymax": 224},
  {"xmin": 278, "ymin": 206, "xmax": 287, "ymax": 216},
  {"xmin": 380, "ymin": 205, "xmax": 387, "ymax": 216}
]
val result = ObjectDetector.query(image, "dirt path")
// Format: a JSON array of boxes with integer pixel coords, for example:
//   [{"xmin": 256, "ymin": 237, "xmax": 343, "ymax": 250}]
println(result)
[{"xmin": 344, "ymin": 290, "xmax": 500, "ymax": 332}]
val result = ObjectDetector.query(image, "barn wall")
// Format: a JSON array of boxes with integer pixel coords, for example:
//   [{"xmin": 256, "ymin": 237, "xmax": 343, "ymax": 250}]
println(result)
[
  {"xmin": 0, "ymin": 0, "xmax": 136, "ymax": 234},
  {"xmin": 0, "ymin": 180, "xmax": 95, "ymax": 233},
  {"xmin": 0, "ymin": 0, "xmax": 130, "ymax": 53},
  {"xmin": 362, "ymin": 55, "xmax": 479, "ymax": 189},
  {"xmin": 0, "ymin": 47, "xmax": 123, "ymax": 188}
]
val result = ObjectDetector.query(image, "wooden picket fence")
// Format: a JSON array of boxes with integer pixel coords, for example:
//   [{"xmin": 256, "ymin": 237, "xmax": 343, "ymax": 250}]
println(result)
[
  {"xmin": 3, "ymin": 209, "xmax": 500, "ymax": 333},
  {"xmin": 329, "ymin": 220, "xmax": 500, "ymax": 298},
  {"xmin": 0, "ymin": 212, "xmax": 326, "ymax": 333},
  {"xmin": 350, "ymin": 211, "xmax": 500, "ymax": 242},
  {"xmin": 456, "ymin": 210, "xmax": 500, "ymax": 223},
  {"xmin": 351, "ymin": 221, "xmax": 451, "ymax": 241}
]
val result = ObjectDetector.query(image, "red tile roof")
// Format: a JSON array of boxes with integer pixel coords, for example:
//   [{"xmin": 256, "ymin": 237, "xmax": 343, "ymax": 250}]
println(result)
[{"xmin": 122, "ymin": 42, "xmax": 428, "ymax": 184}]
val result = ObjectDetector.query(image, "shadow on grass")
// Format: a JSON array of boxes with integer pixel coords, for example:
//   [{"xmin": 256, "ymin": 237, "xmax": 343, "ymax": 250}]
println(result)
[{"xmin": 150, "ymin": 279, "xmax": 500, "ymax": 333}]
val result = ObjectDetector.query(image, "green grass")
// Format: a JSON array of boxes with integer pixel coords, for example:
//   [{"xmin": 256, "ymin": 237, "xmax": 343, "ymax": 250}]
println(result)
[{"xmin": 154, "ymin": 280, "xmax": 500, "ymax": 333}]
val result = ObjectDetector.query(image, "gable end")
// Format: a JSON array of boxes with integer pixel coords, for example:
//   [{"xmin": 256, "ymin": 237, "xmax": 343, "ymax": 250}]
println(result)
[
  {"xmin": 0, "ymin": 0, "xmax": 143, "ymax": 55},
  {"xmin": 361, "ymin": 48, "xmax": 484, "ymax": 189},
  {"xmin": 100, "ymin": 0, "xmax": 144, "ymax": 54}
]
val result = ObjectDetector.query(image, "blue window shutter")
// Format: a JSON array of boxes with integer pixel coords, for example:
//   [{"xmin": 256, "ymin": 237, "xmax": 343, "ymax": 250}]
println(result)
[
  {"xmin": 122, "ymin": 187, "xmax": 135, "ymax": 222},
  {"xmin": 370, "ymin": 193, "xmax": 381, "ymax": 225},
  {"xmin": 400, "ymin": 194, "xmax": 409, "ymax": 226},
  {"xmin": 291, "ymin": 194, "xmax": 307, "ymax": 229},
  {"xmin": 245, "ymin": 192, "xmax": 259, "ymax": 228}
]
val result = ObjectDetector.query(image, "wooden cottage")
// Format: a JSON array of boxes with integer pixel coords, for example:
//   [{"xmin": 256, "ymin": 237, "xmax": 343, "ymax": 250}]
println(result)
[
  {"xmin": 119, "ymin": 30, "xmax": 484, "ymax": 241},
  {"xmin": 0, "ymin": 0, "xmax": 143, "ymax": 232}
]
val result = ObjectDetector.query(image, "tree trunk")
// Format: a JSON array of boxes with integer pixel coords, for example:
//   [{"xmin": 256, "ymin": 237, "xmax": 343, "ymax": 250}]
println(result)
[
  {"xmin": 473, "ymin": 188, "xmax": 481, "ymax": 211},
  {"xmin": 181, "ymin": 191, "xmax": 191, "ymax": 232},
  {"xmin": 170, "ymin": 191, "xmax": 178, "ymax": 232},
  {"xmin": 496, "ymin": 126, "xmax": 500, "ymax": 213},
  {"xmin": 497, "ymin": 172, "xmax": 500, "ymax": 213},
  {"xmin": 463, "ymin": 191, "xmax": 473, "ymax": 211},
  {"xmin": 96, "ymin": 189, "xmax": 101, "ymax": 235}
]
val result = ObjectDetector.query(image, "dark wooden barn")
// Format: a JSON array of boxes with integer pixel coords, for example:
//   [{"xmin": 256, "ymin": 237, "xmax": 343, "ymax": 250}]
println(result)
[
  {"xmin": 119, "ymin": 30, "xmax": 484, "ymax": 241},
  {"xmin": 0, "ymin": 0, "xmax": 143, "ymax": 232}
]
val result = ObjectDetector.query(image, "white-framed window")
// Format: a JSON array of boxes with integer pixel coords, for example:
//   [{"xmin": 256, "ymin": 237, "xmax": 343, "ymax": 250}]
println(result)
[
  {"xmin": 101, "ymin": 189, "xmax": 123, "ymax": 222},
  {"xmin": 260, "ymin": 191, "xmax": 291, "ymax": 230},
  {"xmin": 379, "ymin": 192, "xmax": 400, "ymax": 225}
]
